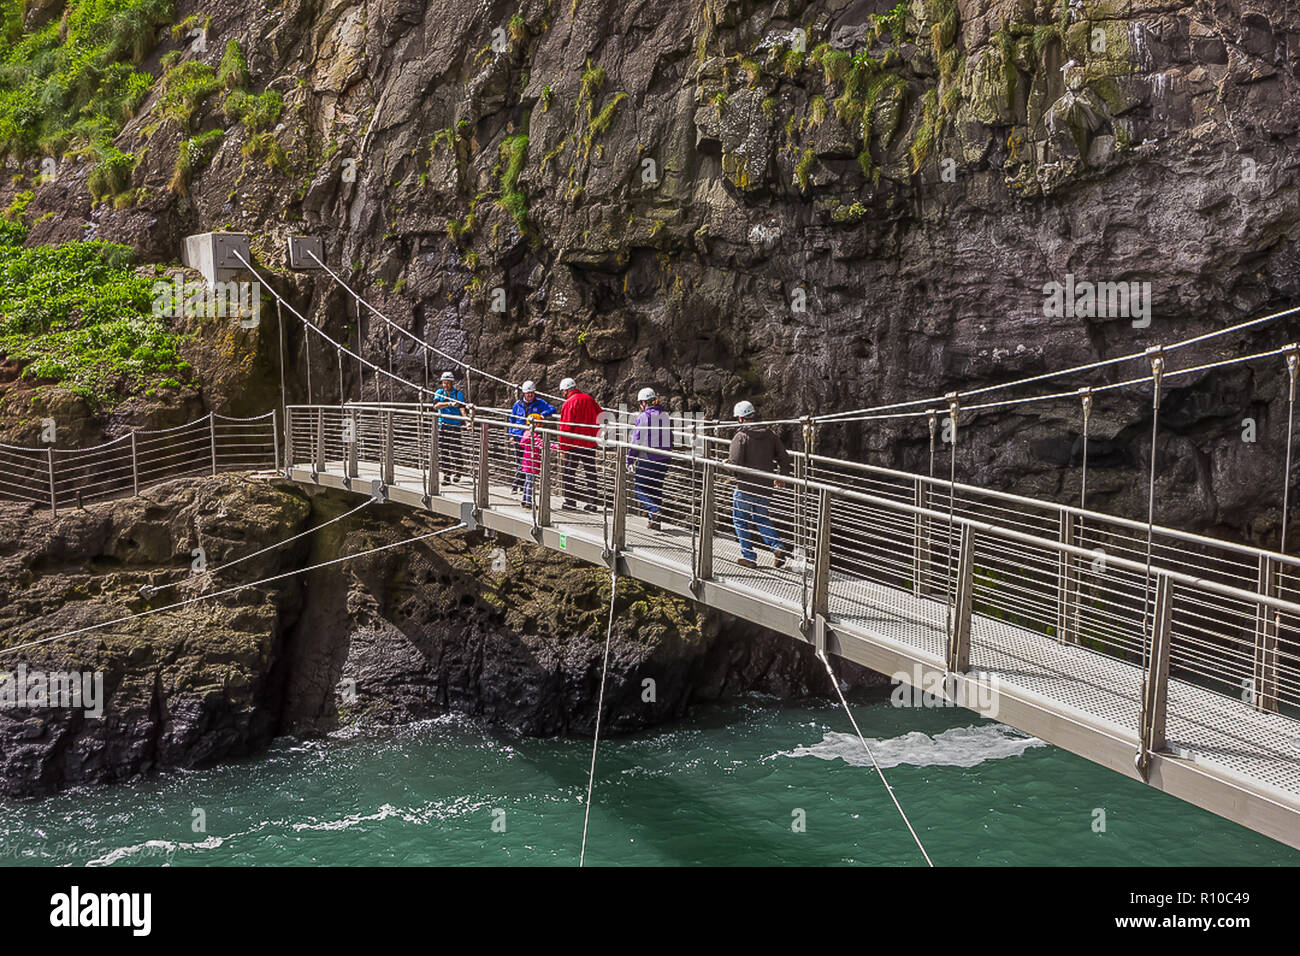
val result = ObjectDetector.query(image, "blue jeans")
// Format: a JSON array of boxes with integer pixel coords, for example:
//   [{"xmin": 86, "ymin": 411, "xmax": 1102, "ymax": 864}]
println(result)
[
  {"xmin": 732, "ymin": 489, "xmax": 783, "ymax": 561},
  {"xmin": 522, "ymin": 474, "xmax": 535, "ymax": 504},
  {"xmin": 633, "ymin": 459, "xmax": 668, "ymax": 518}
]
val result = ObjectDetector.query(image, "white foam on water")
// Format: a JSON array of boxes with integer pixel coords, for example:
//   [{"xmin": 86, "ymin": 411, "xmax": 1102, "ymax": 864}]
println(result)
[{"xmin": 778, "ymin": 724, "xmax": 1048, "ymax": 769}]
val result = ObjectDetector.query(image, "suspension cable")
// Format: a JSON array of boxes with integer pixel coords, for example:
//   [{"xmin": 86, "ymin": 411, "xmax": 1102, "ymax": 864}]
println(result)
[
  {"xmin": 232, "ymin": 251, "xmax": 439, "ymax": 404},
  {"xmin": 141, "ymin": 497, "xmax": 375, "ymax": 596},
  {"xmin": 816, "ymin": 649, "xmax": 934, "ymax": 867},
  {"xmin": 579, "ymin": 568, "xmax": 618, "ymax": 867},
  {"xmin": 2, "ymin": 521, "xmax": 468, "ymax": 657},
  {"xmin": 304, "ymin": 249, "xmax": 562, "ymax": 404},
  {"xmin": 698, "ymin": 305, "xmax": 1300, "ymax": 431}
]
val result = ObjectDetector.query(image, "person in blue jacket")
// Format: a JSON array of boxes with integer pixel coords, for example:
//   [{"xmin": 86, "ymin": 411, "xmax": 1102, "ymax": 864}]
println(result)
[
  {"xmin": 433, "ymin": 371, "xmax": 468, "ymax": 483},
  {"xmin": 508, "ymin": 380, "xmax": 555, "ymax": 493},
  {"xmin": 627, "ymin": 387, "xmax": 673, "ymax": 530}
]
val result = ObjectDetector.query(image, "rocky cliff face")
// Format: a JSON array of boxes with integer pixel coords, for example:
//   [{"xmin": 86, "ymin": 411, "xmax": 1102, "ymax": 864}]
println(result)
[
  {"xmin": 11, "ymin": 0, "xmax": 1300, "ymax": 542},
  {"xmin": 0, "ymin": 478, "xmax": 874, "ymax": 796}
]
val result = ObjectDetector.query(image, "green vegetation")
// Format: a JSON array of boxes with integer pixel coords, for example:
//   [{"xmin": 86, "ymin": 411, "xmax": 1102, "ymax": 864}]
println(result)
[
  {"xmin": 809, "ymin": 95, "xmax": 828, "ymax": 125},
  {"xmin": 223, "ymin": 88, "xmax": 282, "ymax": 131},
  {"xmin": 224, "ymin": 88, "xmax": 285, "ymax": 169},
  {"xmin": 3, "ymin": 188, "xmax": 31, "ymax": 222},
  {"xmin": 0, "ymin": 0, "xmax": 173, "ymax": 160},
  {"xmin": 0, "ymin": 224, "xmax": 192, "ymax": 404},
  {"xmin": 508, "ymin": 13, "xmax": 527, "ymax": 45},
  {"xmin": 157, "ymin": 60, "xmax": 220, "ymax": 129},
  {"xmin": 217, "ymin": 40, "xmax": 249, "ymax": 90},
  {"xmin": 794, "ymin": 147, "xmax": 815, "ymax": 191},
  {"xmin": 870, "ymin": 1, "xmax": 909, "ymax": 46},
  {"xmin": 577, "ymin": 60, "xmax": 606, "ymax": 118},
  {"xmin": 586, "ymin": 90, "xmax": 625, "ymax": 151},
  {"xmin": 87, "ymin": 144, "xmax": 136, "ymax": 206},
  {"xmin": 831, "ymin": 200, "xmax": 867, "ymax": 223},
  {"xmin": 909, "ymin": 87, "xmax": 940, "ymax": 172},
  {"xmin": 496, "ymin": 133, "xmax": 529, "ymax": 230},
  {"xmin": 169, "ymin": 128, "xmax": 223, "ymax": 195}
]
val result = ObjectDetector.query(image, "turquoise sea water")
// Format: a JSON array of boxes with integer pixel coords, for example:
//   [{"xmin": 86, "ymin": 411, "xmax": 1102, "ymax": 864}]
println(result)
[{"xmin": 1, "ymin": 692, "xmax": 1295, "ymax": 866}]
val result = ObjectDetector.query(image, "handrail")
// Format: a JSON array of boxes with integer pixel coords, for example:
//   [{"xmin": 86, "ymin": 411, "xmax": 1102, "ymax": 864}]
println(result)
[{"xmin": 285, "ymin": 402, "xmax": 1300, "ymax": 615}]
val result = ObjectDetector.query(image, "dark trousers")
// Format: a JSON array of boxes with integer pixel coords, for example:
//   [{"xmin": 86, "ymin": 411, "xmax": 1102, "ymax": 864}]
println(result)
[
  {"xmin": 438, "ymin": 423, "xmax": 465, "ymax": 476},
  {"xmin": 633, "ymin": 459, "xmax": 668, "ymax": 517},
  {"xmin": 561, "ymin": 445, "xmax": 598, "ymax": 505}
]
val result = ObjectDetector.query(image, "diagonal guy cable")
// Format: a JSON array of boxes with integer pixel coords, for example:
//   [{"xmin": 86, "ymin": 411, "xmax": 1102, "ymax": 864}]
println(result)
[{"xmin": 1, "ymin": 523, "xmax": 468, "ymax": 657}]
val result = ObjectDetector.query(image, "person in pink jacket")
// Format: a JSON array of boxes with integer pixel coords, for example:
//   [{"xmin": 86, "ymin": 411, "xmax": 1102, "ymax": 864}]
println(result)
[{"xmin": 519, "ymin": 414, "xmax": 549, "ymax": 506}]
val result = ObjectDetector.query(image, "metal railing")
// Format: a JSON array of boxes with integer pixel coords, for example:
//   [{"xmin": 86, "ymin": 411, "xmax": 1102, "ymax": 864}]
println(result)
[
  {"xmin": 285, "ymin": 402, "xmax": 1300, "ymax": 753},
  {"xmin": 0, "ymin": 412, "xmax": 278, "ymax": 514}
]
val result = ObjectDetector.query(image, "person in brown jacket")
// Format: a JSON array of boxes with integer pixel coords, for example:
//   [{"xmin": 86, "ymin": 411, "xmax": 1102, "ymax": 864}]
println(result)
[{"xmin": 727, "ymin": 400, "xmax": 793, "ymax": 569}]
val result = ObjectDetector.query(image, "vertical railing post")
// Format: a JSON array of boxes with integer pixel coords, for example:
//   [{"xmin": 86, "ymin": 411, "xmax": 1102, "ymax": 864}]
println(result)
[
  {"xmin": 537, "ymin": 435, "xmax": 552, "ymax": 527},
  {"xmin": 695, "ymin": 462, "xmax": 716, "ymax": 586},
  {"xmin": 1057, "ymin": 511, "xmax": 1078, "ymax": 643},
  {"xmin": 475, "ymin": 422, "xmax": 490, "ymax": 511},
  {"xmin": 609, "ymin": 445, "xmax": 627, "ymax": 559},
  {"xmin": 1138, "ymin": 574, "xmax": 1174, "ymax": 777},
  {"xmin": 427, "ymin": 412, "xmax": 440, "ymax": 499},
  {"xmin": 313, "ymin": 407, "xmax": 325, "ymax": 475},
  {"xmin": 810, "ymin": 487, "xmax": 832, "ymax": 623},
  {"xmin": 46, "ymin": 446, "xmax": 56, "ymax": 517},
  {"xmin": 284, "ymin": 406, "xmax": 295, "ymax": 474},
  {"xmin": 209, "ymin": 412, "xmax": 218, "ymax": 476},
  {"xmin": 130, "ymin": 431, "xmax": 139, "ymax": 497},
  {"xmin": 270, "ymin": 409, "xmax": 279, "ymax": 475},
  {"xmin": 946, "ymin": 523, "xmax": 975, "ymax": 673},
  {"xmin": 347, "ymin": 408, "xmax": 359, "ymax": 478},
  {"xmin": 793, "ymin": 454, "xmax": 806, "ymax": 556},
  {"xmin": 382, "ymin": 409, "xmax": 395, "ymax": 486},
  {"xmin": 913, "ymin": 477, "xmax": 931, "ymax": 596},
  {"xmin": 1252, "ymin": 555, "xmax": 1279, "ymax": 714}
]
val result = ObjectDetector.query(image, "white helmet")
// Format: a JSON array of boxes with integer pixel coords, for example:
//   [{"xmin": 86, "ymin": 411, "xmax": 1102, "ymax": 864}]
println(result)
[
  {"xmin": 521, "ymin": 380, "xmax": 537, "ymax": 392},
  {"xmin": 637, "ymin": 387, "xmax": 657, "ymax": 402},
  {"xmin": 559, "ymin": 377, "xmax": 577, "ymax": 391},
  {"xmin": 440, "ymin": 371, "xmax": 455, "ymax": 381},
  {"xmin": 734, "ymin": 400, "xmax": 756, "ymax": 419}
]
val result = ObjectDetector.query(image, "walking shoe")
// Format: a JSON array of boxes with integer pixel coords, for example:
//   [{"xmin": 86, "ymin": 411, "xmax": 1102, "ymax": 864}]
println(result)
[
  {"xmin": 453, "ymin": 474, "xmax": 462, "ymax": 482},
  {"xmin": 521, "ymin": 498, "xmax": 530, "ymax": 508},
  {"xmin": 773, "ymin": 544, "xmax": 793, "ymax": 569},
  {"xmin": 583, "ymin": 503, "xmax": 598, "ymax": 512},
  {"xmin": 647, "ymin": 518, "xmax": 661, "ymax": 531},
  {"xmin": 442, "ymin": 473, "xmax": 451, "ymax": 483},
  {"xmin": 736, "ymin": 557, "xmax": 758, "ymax": 569}
]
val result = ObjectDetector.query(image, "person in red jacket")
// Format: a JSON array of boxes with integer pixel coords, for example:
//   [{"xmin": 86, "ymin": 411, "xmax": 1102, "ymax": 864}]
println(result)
[{"xmin": 557, "ymin": 376, "xmax": 602, "ymax": 511}]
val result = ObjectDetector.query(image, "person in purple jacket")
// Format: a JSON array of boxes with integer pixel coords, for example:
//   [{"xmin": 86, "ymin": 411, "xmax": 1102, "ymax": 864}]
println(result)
[{"xmin": 626, "ymin": 387, "xmax": 673, "ymax": 530}]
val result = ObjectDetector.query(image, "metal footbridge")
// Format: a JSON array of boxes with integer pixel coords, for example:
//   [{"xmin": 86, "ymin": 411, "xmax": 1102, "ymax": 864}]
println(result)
[
  {"xmin": 2, "ymin": 400, "xmax": 1299, "ymax": 848},
  {"xmin": 270, "ymin": 399, "xmax": 1300, "ymax": 850}
]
